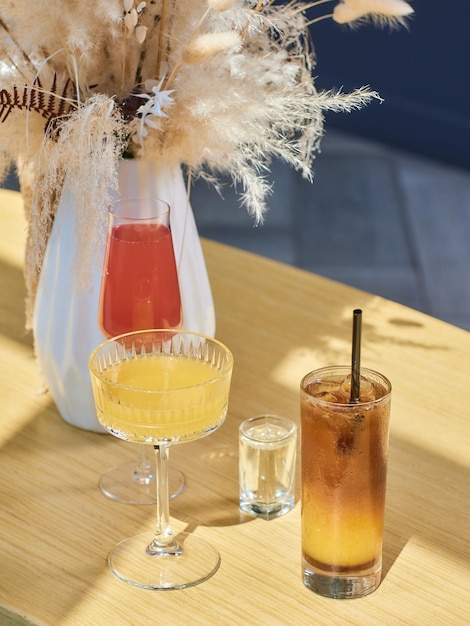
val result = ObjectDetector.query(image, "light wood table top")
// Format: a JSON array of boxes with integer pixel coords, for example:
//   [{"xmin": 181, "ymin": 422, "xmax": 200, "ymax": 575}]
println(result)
[{"xmin": 1, "ymin": 189, "xmax": 469, "ymax": 625}]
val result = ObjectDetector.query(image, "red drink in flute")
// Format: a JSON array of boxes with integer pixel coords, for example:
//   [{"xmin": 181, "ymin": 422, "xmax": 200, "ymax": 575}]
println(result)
[{"xmin": 99, "ymin": 199, "xmax": 182, "ymax": 338}]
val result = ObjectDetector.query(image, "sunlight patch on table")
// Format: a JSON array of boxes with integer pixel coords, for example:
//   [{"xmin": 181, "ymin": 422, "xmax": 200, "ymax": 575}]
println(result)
[
  {"xmin": 0, "ymin": 245, "xmax": 25, "ymax": 268},
  {"xmin": 0, "ymin": 194, "xmax": 27, "ymax": 267},
  {"xmin": 270, "ymin": 337, "xmax": 350, "ymax": 392},
  {"xmin": 386, "ymin": 535, "xmax": 469, "ymax": 590}
]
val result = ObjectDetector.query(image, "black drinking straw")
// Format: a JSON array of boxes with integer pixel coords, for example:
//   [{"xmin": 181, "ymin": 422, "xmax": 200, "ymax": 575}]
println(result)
[{"xmin": 350, "ymin": 309, "xmax": 362, "ymax": 402}]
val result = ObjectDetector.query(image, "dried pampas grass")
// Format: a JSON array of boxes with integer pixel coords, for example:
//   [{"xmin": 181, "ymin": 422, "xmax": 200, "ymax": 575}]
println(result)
[
  {"xmin": 181, "ymin": 32, "xmax": 242, "ymax": 65},
  {"xmin": 24, "ymin": 95, "xmax": 127, "ymax": 311},
  {"xmin": 333, "ymin": 0, "xmax": 414, "ymax": 27},
  {"xmin": 0, "ymin": 0, "xmax": 413, "ymax": 321}
]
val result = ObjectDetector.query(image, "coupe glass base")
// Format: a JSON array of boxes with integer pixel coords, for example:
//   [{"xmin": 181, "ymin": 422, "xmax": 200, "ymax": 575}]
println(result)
[
  {"xmin": 99, "ymin": 463, "xmax": 186, "ymax": 504},
  {"xmin": 108, "ymin": 531, "xmax": 221, "ymax": 590}
]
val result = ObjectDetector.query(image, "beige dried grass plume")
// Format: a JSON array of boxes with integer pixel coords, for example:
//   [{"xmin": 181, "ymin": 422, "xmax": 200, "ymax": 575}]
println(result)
[{"xmin": 0, "ymin": 0, "xmax": 413, "ymax": 322}]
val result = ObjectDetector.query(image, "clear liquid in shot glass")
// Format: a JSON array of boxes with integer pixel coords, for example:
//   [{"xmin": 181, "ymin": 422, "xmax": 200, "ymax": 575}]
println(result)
[{"xmin": 239, "ymin": 415, "xmax": 297, "ymax": 520}]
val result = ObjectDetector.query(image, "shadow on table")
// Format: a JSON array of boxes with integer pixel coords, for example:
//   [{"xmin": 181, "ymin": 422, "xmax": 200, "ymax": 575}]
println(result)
[{"xmin": 0, "ymin": 402, "xmax": 138, "ymax": 624}]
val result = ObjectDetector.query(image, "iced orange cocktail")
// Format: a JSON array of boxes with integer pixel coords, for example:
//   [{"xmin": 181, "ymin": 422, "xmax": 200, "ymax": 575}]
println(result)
[{"xmin": 300, "ymin": 366, "xmax": 391, "ymax": 599}]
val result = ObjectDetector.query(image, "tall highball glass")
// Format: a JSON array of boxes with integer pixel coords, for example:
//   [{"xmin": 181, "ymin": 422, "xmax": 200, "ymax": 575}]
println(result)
[{"xmin": 301, "ymin": 366, "xmax": 391, "ymax": 599}]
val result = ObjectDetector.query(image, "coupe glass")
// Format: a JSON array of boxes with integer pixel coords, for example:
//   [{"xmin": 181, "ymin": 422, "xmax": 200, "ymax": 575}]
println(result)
[
  {"xmin": 98, "ymin": 197, "xmax": 185, "ymax": 504},
  {"xmin": 89, "ymin": 329, "xmax": 233, "ymax": 589}
]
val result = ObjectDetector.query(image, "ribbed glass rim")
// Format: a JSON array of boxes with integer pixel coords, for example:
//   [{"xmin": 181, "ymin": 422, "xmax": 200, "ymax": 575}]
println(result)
[{"xmin": 89, "ymin": 328, "xmax": 234, "ymax": 394}]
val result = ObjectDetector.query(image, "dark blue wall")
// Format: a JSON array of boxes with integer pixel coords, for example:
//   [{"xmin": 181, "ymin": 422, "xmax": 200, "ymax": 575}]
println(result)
[{"xmin": 310, "ymin": 0, "xmax": 470, "ymax": 170}]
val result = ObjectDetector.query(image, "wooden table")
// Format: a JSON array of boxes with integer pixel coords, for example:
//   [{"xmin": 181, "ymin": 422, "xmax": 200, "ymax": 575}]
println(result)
[{"xmin": 1, "ymin": 189, "xmax": 469, "ymax": 625}]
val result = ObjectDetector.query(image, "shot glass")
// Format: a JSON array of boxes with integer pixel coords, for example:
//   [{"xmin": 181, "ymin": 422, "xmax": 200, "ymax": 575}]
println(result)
[
  {"xmin": 300, "ymin": 366, "xmax": 391, "ymax": 599},
  {"xmin": 239, "ymin": 414, "xmax": 297, "ymax": 520}
]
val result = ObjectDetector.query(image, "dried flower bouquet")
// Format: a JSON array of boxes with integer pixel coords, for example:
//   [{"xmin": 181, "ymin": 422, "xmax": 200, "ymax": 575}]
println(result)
[{"xmin": 0, "ymin": 0, "xmax": 413, "ymax": 319}]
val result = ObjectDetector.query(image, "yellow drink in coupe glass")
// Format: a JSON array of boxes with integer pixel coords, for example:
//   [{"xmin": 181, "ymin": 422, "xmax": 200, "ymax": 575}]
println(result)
[
  {"xmin": 97, "ymin": 353, "xmax": 230, "ymax": 443},
  {"xmin": 89, "ymin": 330, "xmax": 233, "ymax": 590}
]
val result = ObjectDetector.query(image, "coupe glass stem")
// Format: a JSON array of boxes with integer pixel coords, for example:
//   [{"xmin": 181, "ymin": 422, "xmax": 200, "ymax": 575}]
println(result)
[
  {"xmin": 133, "ymin": 444, "xmax": 154, "ymax": 485},
  {"xmin": 146, "ymin": 444, "xmax": 183, "ymax": 556}
]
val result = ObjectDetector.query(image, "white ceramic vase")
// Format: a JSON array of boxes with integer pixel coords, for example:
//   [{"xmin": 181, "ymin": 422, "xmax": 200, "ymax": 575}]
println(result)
[{"xmin": 33, "ymin": 160, "xmax": 215, "ymax": 432}]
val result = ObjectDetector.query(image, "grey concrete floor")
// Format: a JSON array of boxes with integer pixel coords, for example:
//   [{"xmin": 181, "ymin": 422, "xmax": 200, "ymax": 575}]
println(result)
[{"xmin": 191, "ymin": 130, "xmax": 470, "ymax": 332}]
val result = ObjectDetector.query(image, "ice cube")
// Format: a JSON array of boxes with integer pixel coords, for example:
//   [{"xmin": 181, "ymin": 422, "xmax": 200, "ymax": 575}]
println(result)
[{"xmin": 314, "ymin": 391, "xmax": 339, "ymax": 403}]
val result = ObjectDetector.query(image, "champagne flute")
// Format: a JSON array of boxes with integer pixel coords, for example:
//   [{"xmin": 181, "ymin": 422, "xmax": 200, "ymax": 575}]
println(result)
[
  {"xmin": 98, "ymin": 197, "xmax": 185, "ymax": 504},
  {"xmin": 89, "ymin": 329, "xmax": 234, "ymax": 589}
]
